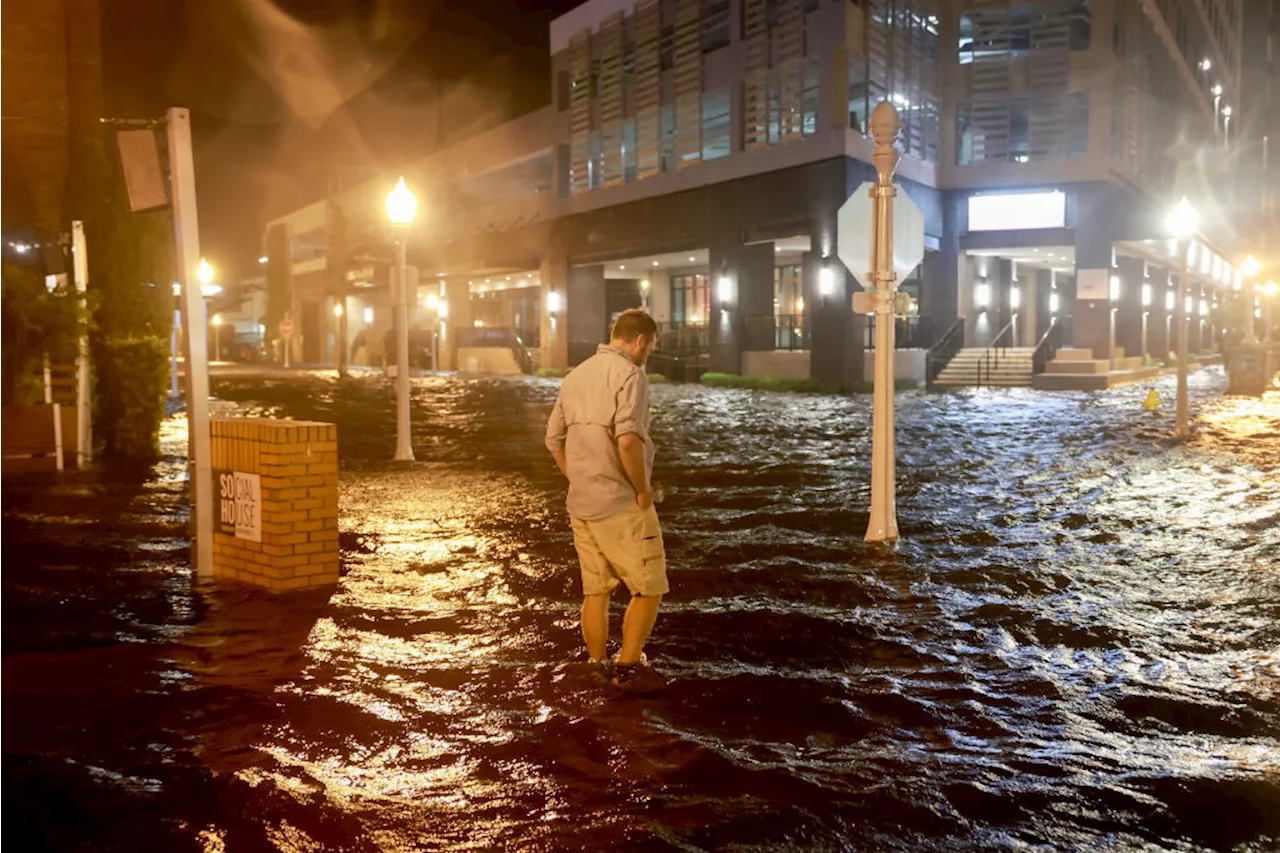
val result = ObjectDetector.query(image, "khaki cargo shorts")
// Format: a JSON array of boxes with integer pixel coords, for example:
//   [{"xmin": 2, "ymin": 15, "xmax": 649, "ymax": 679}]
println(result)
[{"xmin": 570, "ymin": 504, "xmax": 668, "ymax": 597}]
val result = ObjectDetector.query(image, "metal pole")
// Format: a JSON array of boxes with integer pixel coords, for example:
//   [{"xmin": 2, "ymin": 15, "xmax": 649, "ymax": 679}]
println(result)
[
  {"xmin": 166, "ymin": 107, "xmax": 214, "ymax": 576},
  {"xmin": 337, "ymin": 297, "xmax": 349, "ymax": 376},
  {"xmin": 866, "ymin": 102, "xmax": 901, "ymax": 544},
  {"xmin": 1175, "ymin": 240, "xmax": 1190, "ymax": 439},
  {"xmin": 394, "ymin": 236, "xmax": 414, "ymax": 460},
  {"xmin": 71, "ymin": 221, "xmax": 93, "ymax": 466}
]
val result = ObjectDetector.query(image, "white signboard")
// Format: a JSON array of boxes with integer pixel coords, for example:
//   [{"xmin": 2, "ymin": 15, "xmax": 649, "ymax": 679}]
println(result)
[
  {"xmin": 837, "ymin": 181, "xmax": 925, "ymax": 290},
  {"xmin": 1076, "ymin": 268, "xmax": 1109, "ymax": 301},
  {"xmin": 968, "ymin": 191, "xmax": 1066, "ymax": 231},
  {"xmin": 214, "ymin": 470, "xmax": 261, "ymax": 542}
]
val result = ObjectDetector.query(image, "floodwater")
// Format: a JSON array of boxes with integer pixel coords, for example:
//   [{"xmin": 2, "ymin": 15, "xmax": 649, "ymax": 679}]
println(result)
[{"xmin": 4, "ymin": 365, "xmax": 1279, "ymax": 851}]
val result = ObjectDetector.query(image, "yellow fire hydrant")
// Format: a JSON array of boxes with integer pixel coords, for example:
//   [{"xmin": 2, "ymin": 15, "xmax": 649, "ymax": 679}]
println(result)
[{"xmin": 1143, "ymin": 389, "xmax": 1160, "ymax": 412}]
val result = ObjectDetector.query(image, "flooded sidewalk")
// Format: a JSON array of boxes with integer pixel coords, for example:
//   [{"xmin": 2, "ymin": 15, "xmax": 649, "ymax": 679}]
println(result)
[{"xmin": 4, "ymin": 367, "xmax": 1279, "ymax": 851}]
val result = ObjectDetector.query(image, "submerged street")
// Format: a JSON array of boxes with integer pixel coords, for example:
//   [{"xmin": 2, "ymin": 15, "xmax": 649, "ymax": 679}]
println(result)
[{"xmin": 4, "ymin": 367, "xmax": 1279, "ymax": 851}]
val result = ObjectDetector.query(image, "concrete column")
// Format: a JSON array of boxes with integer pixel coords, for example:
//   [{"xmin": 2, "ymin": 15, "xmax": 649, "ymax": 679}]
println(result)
[
  {"xmin": 1147, "ymin": 265, "xmax": 1171, "ymax": 363},
  {"xmin": 1072, "ymin": 195, "xmax": 1115, "ymax": 359},
  {"xmin": 807, "ymin": 252, "xmax": 864, "ymax": 388},
  {"xmin": 1014, "ymin": 261, "xmax": 1037, "ymax": 347},
  {"xmin": 567, "ymin": 264, "xmax": 607, "ymax": 366},
  {"xmin": 1114, "ymin": 255, "xmax": 1145, "ymax": 364},
  {"xmin": 1033, "ymin": 268, "xmax": 1053, "ymax": 343},
  {"xmin": 540, "ymin": 252, "xmax": 569, "ymax": 369},
  {"xmin": 441, "ymin": 278, "xmax": 473, "ymax": 370},
  {"xmin": 707, "ymin": 239, "xmax": 771, "ymax": 374},
  {"xmin": 646, "ymin": 269, "xmax": 672, "ymax": 324}
]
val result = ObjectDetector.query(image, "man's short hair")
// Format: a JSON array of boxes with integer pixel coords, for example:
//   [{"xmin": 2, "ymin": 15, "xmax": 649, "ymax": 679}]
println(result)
[{"xmin": 611, "ymin": 308, "xmax": 658, "ymax": 343}]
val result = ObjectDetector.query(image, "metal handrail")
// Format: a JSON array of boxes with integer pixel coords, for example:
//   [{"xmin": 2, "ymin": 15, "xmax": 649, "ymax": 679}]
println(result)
[
  {"xmin": 977, "ymin": 319, "xmax": 1016, "ymax": 387},
  {"xmin": 925, "ymin": 317, "xmax": 965, "ymax": 391},
  {"xmin": 1032, "ymin": 317, "xmax": 1062, "ymax": 375}
]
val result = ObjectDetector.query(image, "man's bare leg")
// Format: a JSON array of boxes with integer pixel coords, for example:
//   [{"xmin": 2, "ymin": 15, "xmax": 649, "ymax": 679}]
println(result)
[
  {"xmin": 618, "ymin": 594, "xmax": 662, "ymax": 665},
  {"xmin": 581, "ymin": 592, "xmax": 610, "ymax": 661}
]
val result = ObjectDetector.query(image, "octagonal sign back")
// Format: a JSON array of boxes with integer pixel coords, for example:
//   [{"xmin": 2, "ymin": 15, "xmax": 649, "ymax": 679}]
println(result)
[{"xmin": 837, "ymin": 181, "xmax": 925, "ymax": 290}]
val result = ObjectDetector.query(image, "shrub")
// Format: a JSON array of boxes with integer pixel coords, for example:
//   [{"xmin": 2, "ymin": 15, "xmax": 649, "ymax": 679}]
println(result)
[
  {"xmin": 537, "ymin": 367, "xmax": 571, "ymax": 378},
  {"xmin": 697, "ymin": 372, "xmax": 841, "ymax": 394},
  {"xmin": 95, "ymin": 335, "xmax": 170, "ymax": 464},
  {"xmin": 647, "ymin": 373, "xmax": 668, "ymax": 384},
  {"xmin": 1, "ymin": 262, "xmax": 82, "ymax": 405}
]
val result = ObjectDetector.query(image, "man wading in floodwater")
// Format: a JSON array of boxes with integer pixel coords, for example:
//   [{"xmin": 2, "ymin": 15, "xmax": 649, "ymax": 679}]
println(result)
[{"xmin": 545, "ymin": 309, "xmax": 667, "ymax": 691}]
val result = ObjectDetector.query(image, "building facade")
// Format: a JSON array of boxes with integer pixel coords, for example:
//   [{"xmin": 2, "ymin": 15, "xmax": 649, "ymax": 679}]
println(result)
[{"xmin": 260, "ymin": 0, "xmax": 1252, "ymax": 382}]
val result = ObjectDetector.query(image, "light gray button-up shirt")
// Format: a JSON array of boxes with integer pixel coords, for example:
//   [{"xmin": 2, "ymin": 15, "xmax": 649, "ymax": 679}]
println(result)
[{"xmin": 545, "ymin": 344, "xmax": 654, "ymax": 521}]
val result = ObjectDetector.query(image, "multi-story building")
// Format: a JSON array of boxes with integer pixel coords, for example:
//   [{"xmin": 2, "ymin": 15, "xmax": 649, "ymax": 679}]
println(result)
[
  {"xmin": 1, "ymin": 0, "xmax": 102, "ymax": 269},
  {"xmin": 260, "ymin": 0, "xmax": 1250, "ymax": 384}
]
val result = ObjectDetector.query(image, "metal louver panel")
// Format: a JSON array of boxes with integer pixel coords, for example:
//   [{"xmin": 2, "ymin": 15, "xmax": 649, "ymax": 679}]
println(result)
[
  {"xmin": 568, "ymin": 30, "xmax": 592, "ymax": 195},
  {"xmin": 967, "ymin": 6, "xmax": 1011, "ymax": 163},
  {"xmin": 743, "ymin": 0, "xmax": 770, "ymax": 150},
  {"xmin": 672, "ymin": 0, "xmax": 702, "ymax": 168},
  {"xmin": 776, "ymin": 0, "xmax": 805, "ymax": 142},
  {"xmin": 634, "ymin": 0, "xmax": 661, "ymax": 180},
  {"xmin": 598, "ymin": 12, "xmax": 625, "ymax": 187},
  {"xmin": 1027, "ymin": 2, "xmax": 1071, "ymax": 158},
  {"xmin": 867, "ymin": 0, "xmax": 940, "ymax": 161}
]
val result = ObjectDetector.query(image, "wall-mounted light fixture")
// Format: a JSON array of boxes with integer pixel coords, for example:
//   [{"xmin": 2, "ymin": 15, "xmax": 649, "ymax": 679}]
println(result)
[
  {"xmin": 717, "ymin": 274, "xmax": 733, "ymax": 307},
  {"xmin": 333, "ymin": 302, "xmax": 344, "ymax": 318},
  {"xmin": 1049, "ymin": 292, "xmax": 1060, "ymax": 314},
  {"xmin": 1184, "ymin": 295, "xmax": 1193, "ymax": 314},
  {"xmin": 1199, "ymin": 299, "xmax": 1208, "ymax": 317},
  {"xmin": 547, "ymin": 291, "xmax": 563, "ymax": 314},
  {"xmin": 1109, "ymin": 275, "xmax": 1121, "ymax": 301},
  {"xmin": 1010, "ymin": 286, "xmax": 1021, "ymax": 309},
  {"xmin": 818, "ymin": 265, "xmax": 836, "ymax": 298},
  {"xmin": 974, "ymin": 281, "xmax": 990, "ymax": 309},
  {"xmin": 1165, "ymin": 291, "xmax": 1176, "ymax": 311},
  {"xmin": 364, "ymin": 307, "xmax": 374, "ymax": 324},
  {"xmin": 1141, "ymin": 284, "xmax": 1151, "ymax": 307},
  {"xmin": 438, "ymin": 301, "xmax": 449, "ymax": 319}
]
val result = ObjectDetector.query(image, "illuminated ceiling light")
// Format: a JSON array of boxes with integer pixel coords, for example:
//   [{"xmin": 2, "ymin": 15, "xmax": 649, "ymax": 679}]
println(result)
[
  {"xmin": 506, "ymin": 276, "xmax": 511, "ymax": 281},
  {"xmin": 1200, "ymin": 57, "xmax": 1212, "ymax": 71},
  {"xmin": 619, "ymin": 265, "xmax": 625, "ymax": 270},
  {"xmin": 652, "ymin": 260, "xmax": 660, "ymax": 266},
  {"xmin": 1212, "ymin": 84, "xmax": 1223, "ymax": 96},
  {"xmin": 258, "ymin": 256, "xmax": 268, "ymax": 264},
  {"xmin": 437, "ymin": 271, "xmax": 446, "ymax": 277},
  {"xmin": 1221, "ymin": 105, "xmax": 1232, "ymax": 117},
  {"xmin": 689, "ymin": 256, "xmax": 696, "ymax": 263}
]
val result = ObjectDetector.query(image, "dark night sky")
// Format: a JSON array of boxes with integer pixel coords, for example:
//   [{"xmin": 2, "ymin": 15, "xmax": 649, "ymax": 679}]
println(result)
[{"xmin": 101, "ymin": 0, "xmax": 578, "ymax": 283}]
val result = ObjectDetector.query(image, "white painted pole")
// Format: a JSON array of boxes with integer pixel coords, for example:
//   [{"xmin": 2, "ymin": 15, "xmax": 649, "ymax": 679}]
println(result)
[
  {"xmin": 393, "ymin": 237, "xmax": 414, "ymax": 460},
  {"xmin": 166, "ymin": 107, "xmax": 214, "ymax": 577},
  {"xmin": 865, "ymin": 102, "xmax": 902, "ymax": 544},
  {"xmin": 71, "ymin": 221, "xmax": 93, "ymax": 466}
]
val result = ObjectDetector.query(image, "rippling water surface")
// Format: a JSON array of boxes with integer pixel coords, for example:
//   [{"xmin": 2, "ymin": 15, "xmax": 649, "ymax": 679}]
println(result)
[{"xmin": 4, "ymin": 366, "xmax": 1278, "ymax": 851}]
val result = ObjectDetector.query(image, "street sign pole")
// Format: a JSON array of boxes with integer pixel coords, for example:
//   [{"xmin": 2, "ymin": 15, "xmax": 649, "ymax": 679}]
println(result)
[
  {"xmin": 167, "ymin": 107, "xmax": 214, "ymax": 577},
  {"xmin": 866, "ymin": 102, "xmax": 902, "ymax": 544},
  {"xmin": 71, "ymin": 220, "xmax": 93, "ymax": 466}
]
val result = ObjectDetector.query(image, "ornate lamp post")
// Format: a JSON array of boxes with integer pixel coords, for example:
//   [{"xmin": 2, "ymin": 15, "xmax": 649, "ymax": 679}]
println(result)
[
  {"xmin": 386, "ymin": 177, "xmax": 417, "ymax": 461},
  {"xmin": 1165, "ymin": 197, "xmax": 1198, "ymax": 439}
]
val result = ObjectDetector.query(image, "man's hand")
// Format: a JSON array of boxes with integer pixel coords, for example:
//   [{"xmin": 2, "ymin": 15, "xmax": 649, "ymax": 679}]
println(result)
[{"xmin": 635, "ymin": 490, "xmax": 653, "ymax": 510}]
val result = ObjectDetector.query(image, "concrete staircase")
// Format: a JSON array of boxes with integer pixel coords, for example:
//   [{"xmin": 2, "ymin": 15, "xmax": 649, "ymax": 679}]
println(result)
[
  {"xmin": 1033, "ymin": 347, "xmax": 1160, "ymax": 390},
  {"xmin": 933, "ymin": 347, "xmax": 1035, "ymax": 388}
]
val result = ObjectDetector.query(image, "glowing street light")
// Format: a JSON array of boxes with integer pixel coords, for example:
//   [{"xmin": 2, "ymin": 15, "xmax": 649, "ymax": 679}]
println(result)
[
  {"xmin": 387, "ymin": 177, "xmax": 417, "ymax": 461},
  {"xmin": 198, "ymin": 257, "xmax": 214, "ymax": 285},
  {"xmin": 1165, "ymin": 197, "xmax": 1198, "ymax": 438}
]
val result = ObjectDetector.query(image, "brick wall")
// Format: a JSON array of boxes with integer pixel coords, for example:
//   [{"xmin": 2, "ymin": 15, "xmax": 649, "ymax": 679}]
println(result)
[{"xmin": 210, "ymin": 419, "xmax": 340, "ymax": 591}]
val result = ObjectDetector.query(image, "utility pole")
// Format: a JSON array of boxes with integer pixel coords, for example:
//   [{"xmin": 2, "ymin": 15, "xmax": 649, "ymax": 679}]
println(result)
[{"xmin": 167, "ymin": 107, "xmax": 214, "ymax": 577}]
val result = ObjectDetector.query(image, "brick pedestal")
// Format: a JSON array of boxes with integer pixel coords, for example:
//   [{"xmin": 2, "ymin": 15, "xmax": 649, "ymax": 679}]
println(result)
[{"xmin": 210, "ymin": 419, "xmax": 339, "ymax": 591}]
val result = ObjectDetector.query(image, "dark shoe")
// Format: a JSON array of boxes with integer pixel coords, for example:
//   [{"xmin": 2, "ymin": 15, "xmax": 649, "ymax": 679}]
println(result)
[
  {"xmin": 610, "ymin": 662, "xmax": 666, "ymax": 694},
  {"xmin": 587, "ymin": 658, "xmax": 613, "ymax": 685}
]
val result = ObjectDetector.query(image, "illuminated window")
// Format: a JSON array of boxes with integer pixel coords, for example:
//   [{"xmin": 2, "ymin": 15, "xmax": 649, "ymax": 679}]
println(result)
[{"xmin": 671, "ymin": 274, "xmax": 710, "ymax": 325}]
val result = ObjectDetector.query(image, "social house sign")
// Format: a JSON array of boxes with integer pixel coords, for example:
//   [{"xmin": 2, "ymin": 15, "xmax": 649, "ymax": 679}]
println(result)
[{"xmin": 214, "ymin": 469, "xmax": 261, "ymax": 542}]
